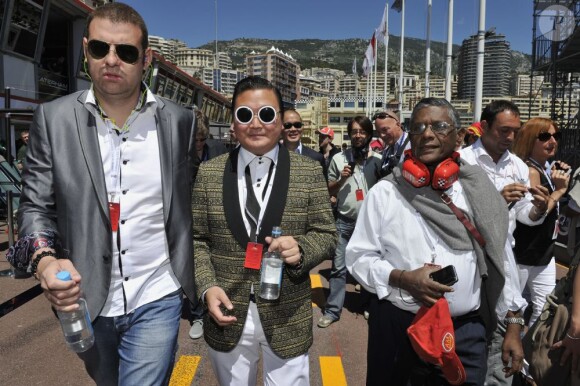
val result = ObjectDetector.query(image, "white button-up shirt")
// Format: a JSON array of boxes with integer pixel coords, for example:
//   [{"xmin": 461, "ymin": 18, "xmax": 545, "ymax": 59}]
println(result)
[
  {"xmin": 237, "ymin": 146, "xmax": 279, "ymax": 238},
  {"xmin": 346, "ymin": 179, "xmax": 482, "ymax": 317},
  {"xmin": 460, "ymin": 139, "xmax": 533, "ymax": 316},
  {"xmin": 85, "ymin": 87, "xmax": 180, "ymax": 317}
]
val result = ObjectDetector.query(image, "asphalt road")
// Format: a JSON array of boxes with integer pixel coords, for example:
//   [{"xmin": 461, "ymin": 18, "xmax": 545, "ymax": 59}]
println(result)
[{"xmin": 0, "ymin": 256, "xmax": 369, "ymax": 386}]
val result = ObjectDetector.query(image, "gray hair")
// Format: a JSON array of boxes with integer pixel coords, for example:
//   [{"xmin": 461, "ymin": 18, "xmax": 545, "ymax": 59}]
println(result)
[{"xmin": 410, "ymin": 98, "xmax": 461, "ymax": 129}]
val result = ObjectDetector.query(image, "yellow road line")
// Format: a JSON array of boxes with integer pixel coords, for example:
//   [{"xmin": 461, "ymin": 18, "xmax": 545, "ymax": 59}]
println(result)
[
  {"xmin": 169, "ymin": 355, "xmax": 201, "ymax": 386},
  {"xmin": 311, "ymin": 274, "xmax": 323, "ymax": 288},
  {"xmin": 320, "ymin": 356, "xmax": 347, "ymax": 386}
]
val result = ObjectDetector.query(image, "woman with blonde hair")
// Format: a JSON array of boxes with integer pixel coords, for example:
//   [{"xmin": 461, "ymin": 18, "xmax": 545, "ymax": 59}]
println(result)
[{"xmin": 512, "ymin": 117, "xmax": 571, "ymax": 327}]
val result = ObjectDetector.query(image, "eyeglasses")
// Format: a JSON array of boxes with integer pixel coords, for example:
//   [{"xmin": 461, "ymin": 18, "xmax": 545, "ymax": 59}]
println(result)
[
  {"xmin": 87, "ymin": 39, "xmax": 141, "ymax": 64},
  {"xmin": 409, "ymin": 121, "xmax": 455, "ymax": 135},
  {"xmin": 372, "ymin": 111, "xmax": 399, "ymax": 122},
  {"xmin": 283, "ymin": 122, "xmax": 303, "ymax": 130},
  {"xmin": 234, "ymin": 106, "xmax": 278, "ymax": 125},
  {"xmin": 537, "ymin": 131, "xmax": 561, "ymax": 142}
]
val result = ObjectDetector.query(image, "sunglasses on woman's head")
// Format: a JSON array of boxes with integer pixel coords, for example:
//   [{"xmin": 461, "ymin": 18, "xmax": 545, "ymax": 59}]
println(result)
[
  {"xmin": 537, "ymin": 131, "xmax": 561, "ymax": 142},
  {"xmin": 234, "ymin": 106, "xmax": 278, "ymax": 125},
  {"xmin": 87, "ymin": 39, "xmax": 141, "ymax": 64}
]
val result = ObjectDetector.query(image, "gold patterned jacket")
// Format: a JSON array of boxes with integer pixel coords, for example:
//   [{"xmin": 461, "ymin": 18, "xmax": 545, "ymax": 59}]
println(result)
[{"xmin": 192, "ymin": 145, "xmax": 337, "ymax": 359}]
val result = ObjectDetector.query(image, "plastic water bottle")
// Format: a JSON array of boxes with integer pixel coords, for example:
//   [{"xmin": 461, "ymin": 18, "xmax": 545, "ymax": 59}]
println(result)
[
  {"xmin": 55, "ymin": 271, "xmax": 94, "ymax": 353},
  {"xmin": 259, "ymin": 226, "xmax": 283, "ymax": 300}
]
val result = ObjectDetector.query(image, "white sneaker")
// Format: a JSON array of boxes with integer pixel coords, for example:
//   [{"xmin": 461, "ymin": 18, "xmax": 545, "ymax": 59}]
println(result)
[{"xmin": 189, "ymin": 319, "xmax": 203, "ymax": 339}]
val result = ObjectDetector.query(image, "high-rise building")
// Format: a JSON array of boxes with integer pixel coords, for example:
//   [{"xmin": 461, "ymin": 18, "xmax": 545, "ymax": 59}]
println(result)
[
  {"xmin": 457, "ymin": 32, "xmax": 511, "ymax": 99},
  {"xmin": 246, "ymin": 46, "xmax": 300, "ymax": 105},
  {"xmin": 148, "ymin": 36, "xmax": 186, "ymax": 63}
]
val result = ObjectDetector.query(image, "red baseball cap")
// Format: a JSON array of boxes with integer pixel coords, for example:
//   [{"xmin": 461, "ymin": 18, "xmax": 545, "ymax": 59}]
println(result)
[
  {"xmin": 316, "ymin": 127, "xmax": 334, "ymax": 139},
  {"xmin": 407, "ymin": 298, "xmax": 467, "ymax": 385}
]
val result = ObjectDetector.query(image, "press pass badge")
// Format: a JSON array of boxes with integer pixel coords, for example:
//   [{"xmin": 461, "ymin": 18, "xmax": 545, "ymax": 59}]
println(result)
[
  {"xmin": 355, "ymin": 189, "xmax": 364, "ymax": 201},
  {"xmin": 108, "ymin": 202, "xmax": 120, "ymax": 232},
  {"xmin": 244, "ymin": 242, "xmax": 263, "ymax": 270}
]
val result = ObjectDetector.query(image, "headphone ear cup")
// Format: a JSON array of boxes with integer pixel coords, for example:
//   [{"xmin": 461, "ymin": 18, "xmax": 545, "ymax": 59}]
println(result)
[
  {"xmin": 402, "ymin": 155, "xmax": 430, "ymax": 188},
  {"xmin": 431, "ymin": 158, "xmax": 460, "ymax": 190}
]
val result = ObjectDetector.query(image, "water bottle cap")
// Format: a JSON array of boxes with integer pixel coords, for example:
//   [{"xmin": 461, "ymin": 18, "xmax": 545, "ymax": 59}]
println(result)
[
  {"xmin": 56, "ymin": 270, "xmax": 72, "ymax": 281},
  {"xmin": 272, "ymin": 226, "xmax": 282, "ymax": 236}
]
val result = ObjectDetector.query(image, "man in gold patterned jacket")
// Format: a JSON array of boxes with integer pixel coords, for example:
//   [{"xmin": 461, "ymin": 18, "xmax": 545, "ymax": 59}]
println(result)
[{"xmin": 192, "ymin": 76, "xmax": 336, "ymax": 385}]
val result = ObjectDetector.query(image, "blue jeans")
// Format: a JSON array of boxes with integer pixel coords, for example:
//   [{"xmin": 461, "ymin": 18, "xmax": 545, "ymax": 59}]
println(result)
[
  {"xmin": 79, "ymin": 290, "xmax": 182, "ymax": 386},
  {"xmin": 324, "ymin": 216, "xmax": 356, "ymax": 320}
]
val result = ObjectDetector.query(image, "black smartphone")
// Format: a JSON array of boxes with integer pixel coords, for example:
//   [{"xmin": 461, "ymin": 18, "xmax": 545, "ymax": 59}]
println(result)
[
  {"xmin": 429, "ymin": 265, "xmax": 458, "ymax": 286},
  {"xmin": 348, "ymin": 161, "xmax": 357, "ymax": 172}
]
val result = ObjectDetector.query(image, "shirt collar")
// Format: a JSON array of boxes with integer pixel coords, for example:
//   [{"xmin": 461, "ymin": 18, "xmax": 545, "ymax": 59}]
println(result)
[
  {"xmin": 296, "ymin": 142, "xmax": 303, "ymax": 154},
  {"xmin": 84, "ymin": 82, "xmax": 156, "ymax": 117},
  {"xmin": 471, "ymin": 138, "xmax": 511, "ymax": 165},
  {"xmin": 239, "ymin": 144, "xmax": 280, "ymax": 169}
]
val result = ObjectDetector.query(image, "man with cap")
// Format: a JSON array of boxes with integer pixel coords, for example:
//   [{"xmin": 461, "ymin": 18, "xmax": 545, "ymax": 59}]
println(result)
[
  {"xmin": 374, "ymin": 110, "xmax": 411, "ymax": 178},
  {"xmin": 346, "ymin": 98, "xmax": 529, "ymax": 385},
  {"xmin": 464, "ymin": 122, "xmax": 482, "ymax": 147},
  {"xmin": 282, "ymin": 109, "xmax": 326, "ymax": 175},
  {"xmin": 317, "ymin": 126, "xmax": 340, "ymax": 175},
  {"xmin": 317, "ymin": 116, "xmax": 381, "ymax": 328}
]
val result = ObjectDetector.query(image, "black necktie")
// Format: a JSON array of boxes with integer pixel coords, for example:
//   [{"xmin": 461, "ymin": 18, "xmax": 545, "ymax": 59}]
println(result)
[{"xmin": 244, "ymin": 164, "xmax": 261, "ymax": 240}]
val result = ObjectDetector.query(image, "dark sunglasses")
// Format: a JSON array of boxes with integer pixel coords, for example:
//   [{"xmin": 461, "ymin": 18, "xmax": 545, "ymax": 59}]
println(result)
[
  {"xmin": 87, "ymin": 39, "xmax": 141, "ymax": 64},
  {"xmin": 234, "ymin": 106, "xmax": 277, "ymax": 125},
  {"xmin": 537, "ymin": 131, "xmax": 561, "ymax": 142},
  {"xmin": 283, "ymin": 122, "xmax": 303, "ymax": 130},
  {"xmin": 372, "ymin": 111, "xmax": 399, "ymax": 122}
]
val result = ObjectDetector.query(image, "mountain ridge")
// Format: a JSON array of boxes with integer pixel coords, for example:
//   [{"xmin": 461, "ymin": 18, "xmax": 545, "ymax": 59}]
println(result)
[{"xmin": 197, "ymin": 36, "xmax": 532, "ymax": 77}]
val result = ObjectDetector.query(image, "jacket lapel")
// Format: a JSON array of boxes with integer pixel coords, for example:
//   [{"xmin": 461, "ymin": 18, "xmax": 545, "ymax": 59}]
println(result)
[
  {"xmin": 258, "ymin": 145, "xmax": 289, "ymax": 244},
  {"xmin": 74, "ymin": 91, "xmax": 108, "ymax": 218},
  {"xmin": 223, "ymin": 147, "xmax": 250, "ymax": 249},
  {"xmin": 155, "ymin": 98, "xmax": 173, "ymax": 224}
]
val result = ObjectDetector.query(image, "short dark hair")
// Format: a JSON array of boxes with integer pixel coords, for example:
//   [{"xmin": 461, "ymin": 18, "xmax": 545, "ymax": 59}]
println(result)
[
  {"xmin": 86, "ymin": 3, "xmax": 149, "ymax": 51},
  {"xmin": 231, "ymin": 76, "xmax": 284, "ymax": 117},
  {"xmin": 347, "ymin": 116, "xmax": 374, "ymax": 137},
  {"xmin": 480, "ymin": 100, "xmax": 520, "ymax": 128},
  {"xmin": 411, "ymin": 98, "xmax": 461, "ymax": 129}
]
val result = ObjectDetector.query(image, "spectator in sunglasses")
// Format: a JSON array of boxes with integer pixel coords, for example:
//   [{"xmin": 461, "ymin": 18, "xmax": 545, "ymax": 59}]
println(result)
[
  {"xmin": 512, "ymin": 117, "xmax": 570, "ymax": 328},
  {"xmin": 192, "ymin": 76, "xmax": 336, "ymax": 385},
  {"xmin": 282, "ymin": 109, "xmax": 326, "ymax": 175},
  {"xmin": 373, "ymin": 110, "xmax": 410, "ymax": 178},
  {"xmin": 8, "ymin": 3, "xmax": 197, "ymax": 384}
]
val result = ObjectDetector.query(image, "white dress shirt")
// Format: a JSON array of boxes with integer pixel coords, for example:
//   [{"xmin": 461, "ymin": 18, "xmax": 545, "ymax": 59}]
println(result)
[
  {"xmin": 460, "ymin": 140, "xmax": 532, "ymax": 316},
  {"xmin": 85, "ymin": 87, "xmax": 180, "ymax": 317},
  {"xmin": 346, "ymin": 179, "xmax": 482, "ymax": 317},
  {"xmin": 237, "ymin": 146, "xmax": 279, "ymax": 239}
]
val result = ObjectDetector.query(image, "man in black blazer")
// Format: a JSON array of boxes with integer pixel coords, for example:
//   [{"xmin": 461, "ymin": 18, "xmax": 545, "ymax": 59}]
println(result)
[{"xmin": 282, "ymin": 109, "xmax": 327, "ymax": 177}]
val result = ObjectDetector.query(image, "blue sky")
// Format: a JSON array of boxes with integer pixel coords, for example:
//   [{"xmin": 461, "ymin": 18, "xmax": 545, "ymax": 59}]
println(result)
[{"xmin": 122, "ymin": 0, "xmax": 534, "ymax": 54}]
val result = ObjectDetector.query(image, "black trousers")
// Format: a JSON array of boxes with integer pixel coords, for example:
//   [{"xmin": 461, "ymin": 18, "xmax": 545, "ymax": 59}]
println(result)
[{"xmin": 366, "ymin": 298, "xmax": 488, "ymax": 386}]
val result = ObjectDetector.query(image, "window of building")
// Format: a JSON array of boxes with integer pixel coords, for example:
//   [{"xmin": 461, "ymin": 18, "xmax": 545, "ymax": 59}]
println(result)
[
  {"xmin": 7, "ymin": 0, "xmax": 43, "ymax": 59},
  {"xmin": 358, "ymin": 101, "xmax": 366, "ymax": 108},
  {"xmin": 330, "ymin": 101, "xmax": 341, "ymax": 108},
  {"xmin": 344, "ymin": 101, "xmax": 355, "ymax": 108},
  {"xmin": 329, "ymin": 116, "xmax": 340, "ymax": 123},
  {"xmin": 296, "ymin": 102, "xmax": 307, "ymax": 109}
]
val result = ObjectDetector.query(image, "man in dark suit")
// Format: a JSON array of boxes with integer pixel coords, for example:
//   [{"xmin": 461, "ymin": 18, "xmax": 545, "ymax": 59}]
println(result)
[
  {"xmin": 193, "ymin": 76, "xmax": 336, "ymax": 385},
  {"xmin": 7, "ymin": 3, "xmax": 195, "ymax": 385},
  {"xmin": 282, "ymin": 109, "xmax": 326, "ymax": 176}
]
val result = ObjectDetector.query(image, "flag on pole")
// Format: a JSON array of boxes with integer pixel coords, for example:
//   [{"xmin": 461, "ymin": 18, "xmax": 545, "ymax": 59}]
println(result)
[
  {"xmin": 392, "ymin": 0, "xmax": 402, "ymax": 12},
  {"xmin": 364, "ymin": 33, "xmax": 377, "ymax": 66},
  {"xmin": 352, "ymin": 57, "xmax": 357, "ymax": 75},
  {"xmin": 362, "ymin": 57, "xmax": 371, "ymax": 77},
  {"xmin": 376, "ymin": 3, "xmax": 389, "ymax": 45}
]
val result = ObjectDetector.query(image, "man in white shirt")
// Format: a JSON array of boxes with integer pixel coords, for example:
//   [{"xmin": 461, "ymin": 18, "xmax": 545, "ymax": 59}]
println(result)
[
  {"xmin": 8, "ymin": 4, "xmax": 196, "ymax": 385},
  {"xmin": 460, "ymin": 100, "xmax": 549, "ymax": 385},
  {"xmin": 346, "ymin": 98, "xmax": 538, "ymax": 386}
]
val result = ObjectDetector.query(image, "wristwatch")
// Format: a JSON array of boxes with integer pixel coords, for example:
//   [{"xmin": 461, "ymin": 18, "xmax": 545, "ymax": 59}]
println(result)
[{"xmin": 504, "ymin": 317, "xmax": 525, "ymax": 328}]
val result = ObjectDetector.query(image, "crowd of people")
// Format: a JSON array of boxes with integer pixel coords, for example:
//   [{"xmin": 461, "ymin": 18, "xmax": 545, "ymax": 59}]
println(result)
[{"xmin": 5, "ymin": 2, "xmax": 580, "ymax": 386}]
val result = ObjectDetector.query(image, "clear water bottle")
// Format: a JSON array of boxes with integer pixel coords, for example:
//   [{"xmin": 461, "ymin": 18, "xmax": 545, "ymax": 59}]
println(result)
[
  {"xmin": 259, "ymin": 226, "xmax": 283, "ymax": 300},
  {"xmin": 55, "ymin": 271, "xmax": 94, "ymax": 353}
]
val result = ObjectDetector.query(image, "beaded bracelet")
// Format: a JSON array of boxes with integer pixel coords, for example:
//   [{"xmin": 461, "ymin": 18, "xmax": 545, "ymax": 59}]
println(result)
[{"xmin": 30, "ymin": 250, "xmax": 58, "ymax": 278}]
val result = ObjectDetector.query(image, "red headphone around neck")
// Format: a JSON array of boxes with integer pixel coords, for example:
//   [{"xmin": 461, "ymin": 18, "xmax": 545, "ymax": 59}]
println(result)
[{"xmin": 401, "ymin": 149, "xmax": 460, "ymax": 190}]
